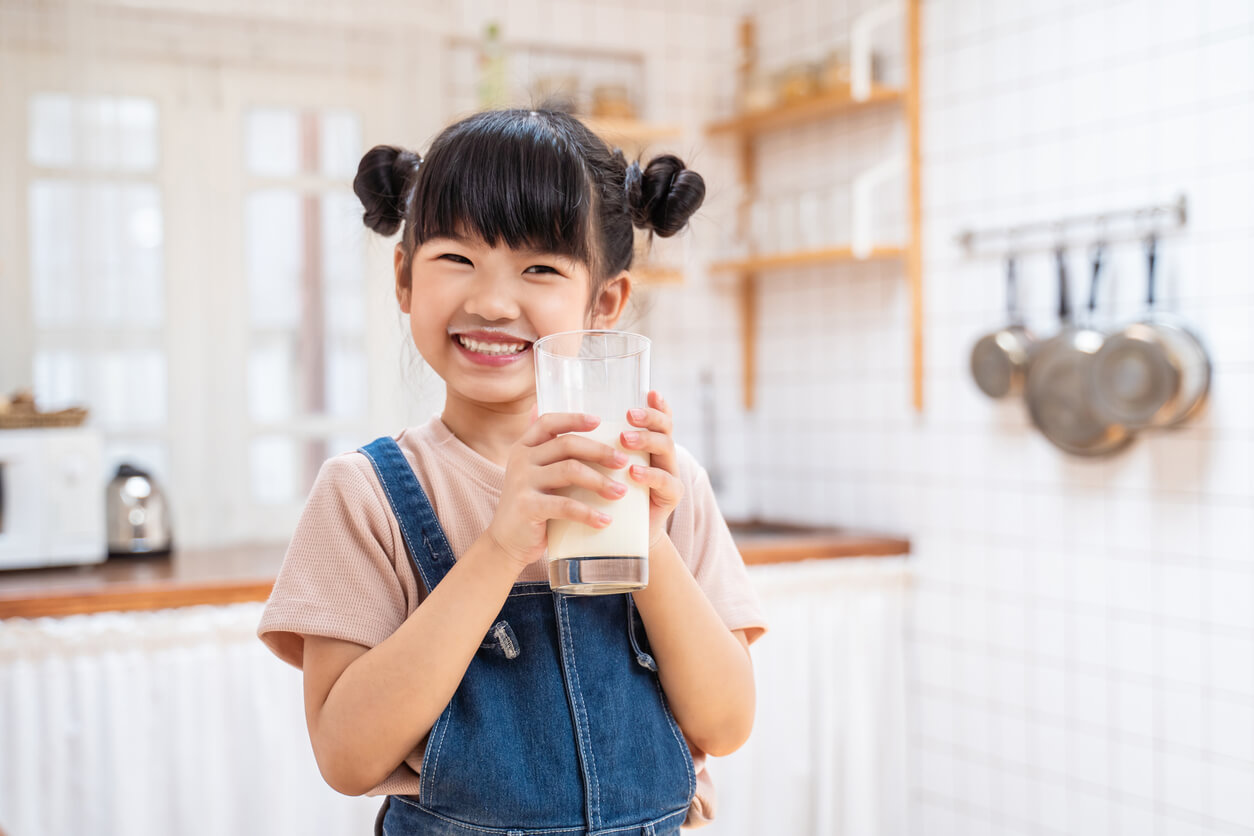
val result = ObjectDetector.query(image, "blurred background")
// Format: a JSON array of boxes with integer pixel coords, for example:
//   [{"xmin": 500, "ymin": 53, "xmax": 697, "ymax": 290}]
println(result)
[{"xmin": 2, "ymin": 0, "xmax": 1253, "ymax": 834}]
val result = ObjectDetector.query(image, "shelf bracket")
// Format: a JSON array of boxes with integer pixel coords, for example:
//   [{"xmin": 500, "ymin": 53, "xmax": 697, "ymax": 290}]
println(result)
[{"xmin": 741, "ymin": 273, "xmax": 757, "ymax": 410}]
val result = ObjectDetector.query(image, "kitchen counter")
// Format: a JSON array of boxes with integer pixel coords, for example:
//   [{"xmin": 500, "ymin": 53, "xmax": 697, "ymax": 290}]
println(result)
[
  {"xmin": 0, "ymin": 524, "xmax": 909, "ymax": 619},
  {"xmin": 725, "ymin": 521, "xmax": 910, "ymax": 565}
]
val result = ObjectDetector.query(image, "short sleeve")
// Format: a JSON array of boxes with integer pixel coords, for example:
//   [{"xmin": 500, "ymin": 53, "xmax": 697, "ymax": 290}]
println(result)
[
  {"xmin": 258, "ymin": 453, "xmax": 411, "ymax": 669},
  {"xmin": 668, "ymin": 447, "xmax": 768, "ymax": 645}
]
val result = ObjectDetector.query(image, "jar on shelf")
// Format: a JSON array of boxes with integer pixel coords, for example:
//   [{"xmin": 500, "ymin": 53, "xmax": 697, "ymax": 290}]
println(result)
[
  {"xmin": 741, "ymin": 69, "xmax": 775, "ymax": 113},
  {"xmin": 818, "ymin": 47, "xmax": 852, "ymax": 95},
  {"xmin": 796, "ymin": 189, "xmax": 826, "ymax": 252},
  {"xmin": 775, "ymin": 61, "xmax": 820, "ymax": 104},
  {"xmin": 773, "ymin": 193, "xmax": 800, "ymax": 254},
  {"xmin": 591, "ymin": 84, "xmax": 636, "ymax": 120},
  {"xmin": 829, "ymin": 183, "xmax": 853, "ymax": 249},
  {"xmin": 749, "ymin": 198, "xmax": 775, "ymax": 254}
]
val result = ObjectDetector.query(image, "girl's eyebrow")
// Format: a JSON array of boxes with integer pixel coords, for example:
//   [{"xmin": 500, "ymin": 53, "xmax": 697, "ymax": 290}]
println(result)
[
  {"xmin": 427, "ymin": 233, "xmax": 475, "ymax": 246},
  {"xmin": 425, "ymin": 234, "xmax": 574, "ymax": 265},
  {"xmin": 515, "ymin": 246, "xmax": 573, "ymax": 262}
]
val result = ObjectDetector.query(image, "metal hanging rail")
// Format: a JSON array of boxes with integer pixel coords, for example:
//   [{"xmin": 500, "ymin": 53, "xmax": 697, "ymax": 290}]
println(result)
[{"xmin": 955, "ymin": 194, "xmax": 1188, "ymax": 255}]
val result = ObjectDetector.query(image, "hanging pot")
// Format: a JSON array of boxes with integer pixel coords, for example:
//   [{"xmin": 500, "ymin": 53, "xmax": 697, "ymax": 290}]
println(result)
[
  {"xmin": 971, "ymin": 252, "xmax": 1037, "ymax": 399},
  {"xmin": 1089, "ymin": 233, "xmax": 1211, "ymax": 430},
  {"xmin": 1024, "ymin": 243, "xmax": 1134, "ymax": 457}
]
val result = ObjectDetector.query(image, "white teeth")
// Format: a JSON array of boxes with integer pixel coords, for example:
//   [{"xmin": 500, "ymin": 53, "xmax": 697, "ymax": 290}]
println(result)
[{"xmin": 456, "ymin": 335, "xmax": 528, "ymax": 356}]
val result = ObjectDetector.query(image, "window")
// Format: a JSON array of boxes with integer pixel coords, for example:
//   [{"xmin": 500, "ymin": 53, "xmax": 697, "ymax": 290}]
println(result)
[
  {"xmin": 242, "ymin": 107, "xmax": 367, "ymax": 505},
  {"xmin": 27, "ymin": 93, "xmax": 170, "ymax": 481}
]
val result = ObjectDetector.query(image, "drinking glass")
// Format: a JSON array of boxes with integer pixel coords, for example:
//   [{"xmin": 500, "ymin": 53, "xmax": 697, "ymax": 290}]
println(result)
[{"xmin": 533, "ymin": 330, "xmax": 651, "ymax": 594}]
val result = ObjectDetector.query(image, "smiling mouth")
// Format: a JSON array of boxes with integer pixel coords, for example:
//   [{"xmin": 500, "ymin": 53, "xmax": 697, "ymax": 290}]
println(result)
[{"xmin": 453, "ymin": 334, "xmax": 532, "ymax": 356}]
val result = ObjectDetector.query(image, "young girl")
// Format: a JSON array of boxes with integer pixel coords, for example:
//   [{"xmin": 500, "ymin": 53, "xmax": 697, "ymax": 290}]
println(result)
[{"xmin": 258, "ymin": 108, "xmax": 767, "ymax": 836}]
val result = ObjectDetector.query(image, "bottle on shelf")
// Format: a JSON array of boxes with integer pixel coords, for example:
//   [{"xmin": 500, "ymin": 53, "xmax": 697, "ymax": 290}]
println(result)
[{"xmin": 477, "ymin": 21, "xmax": 508, "ymax": 110}]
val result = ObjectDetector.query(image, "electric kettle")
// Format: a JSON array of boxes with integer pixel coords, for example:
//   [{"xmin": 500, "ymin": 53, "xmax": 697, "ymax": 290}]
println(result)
[{"xmin": 106, "ymin": 463, "xmax": 173, "ymax": 556}]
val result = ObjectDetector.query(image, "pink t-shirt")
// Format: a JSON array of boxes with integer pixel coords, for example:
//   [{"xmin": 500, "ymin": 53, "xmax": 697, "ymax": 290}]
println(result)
[{"xmin": 258, "ymin": 416, "xmax": 767, "ymax": 825}]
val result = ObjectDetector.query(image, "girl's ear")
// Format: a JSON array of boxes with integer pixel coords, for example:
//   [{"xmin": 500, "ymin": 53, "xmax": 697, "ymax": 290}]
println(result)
[
  {"xmin": 590, "ymin": 272, "xmax": 632, "ymax": 329},
  {"xmin": 394, "ymin": 243, "xmax": 412, "ymax": 313}
]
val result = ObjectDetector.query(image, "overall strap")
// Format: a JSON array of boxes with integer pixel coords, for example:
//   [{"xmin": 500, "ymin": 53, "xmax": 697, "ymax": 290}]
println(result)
[{"xmin": 358, "ymin": 436, "xmax": 457, "ymax": 592}]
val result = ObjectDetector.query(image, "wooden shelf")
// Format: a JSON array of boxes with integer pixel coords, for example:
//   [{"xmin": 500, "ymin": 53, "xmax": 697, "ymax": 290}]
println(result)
[
  {"xmin": 584, "ymin": 117, "xmax": 683, "ymax": 145},
  {"xmin": 707, "ymin": 6, "xmax": 922, "ymax": 413},
  {"xmin": 711, "ymin": 245, "xmax": 906, "ymax": 273},
  {"xmin": 633, "ymin": 265, "xmax": 684, "ymax": 284},
  {"xmin": 706, "ymin": 85, "xmax": 905, "ymax": 137}
]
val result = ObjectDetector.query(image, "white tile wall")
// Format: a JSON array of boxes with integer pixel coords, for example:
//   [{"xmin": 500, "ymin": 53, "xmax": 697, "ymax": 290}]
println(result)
[
  {"xmin": 14, "ymin": 0, "xmax": 1249, "ymax": 830},
  {"xmin": 451, "ymin": 0, "xmax": 1253, "ymax": 832},
  {"xmin": 634, "ymin": 0, "xmax": 1254, "ymax": 834}
]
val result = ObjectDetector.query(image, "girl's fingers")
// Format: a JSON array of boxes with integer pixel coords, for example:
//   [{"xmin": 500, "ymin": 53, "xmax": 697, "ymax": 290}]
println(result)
[
  {"xmin": 626, "ymin": 400, "xmax": 673, "ymax": 436},
  {"xmin": 532, "ymin": 433, "xmax": 628, "ymax": 470},
  {"xmin": 628, "ymin": 465, "xmax": 683, "ymax": 507},
  {"xmin": 626, "ymin": 392, "xmax": 677, "ymax": 473},
  {"xmin": 619, "ymin": 427, "xmax": 677, "ymax": 475},
  {"xmin": 535, "ymin": 493, "xmax": 612, "ymax": 529},
  {"xmin": 536, "ymin": 460, "xmax": 629, "ymax": 501},
  {"xmin": 521, "ymin": 411, "xmax": 599, "ymax": 446}
]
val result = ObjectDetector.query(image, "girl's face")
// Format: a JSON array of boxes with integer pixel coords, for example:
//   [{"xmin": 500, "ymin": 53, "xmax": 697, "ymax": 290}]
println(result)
[{"xmin": 395, "ymin": 233, "xmax": 629, "ymax": 409}]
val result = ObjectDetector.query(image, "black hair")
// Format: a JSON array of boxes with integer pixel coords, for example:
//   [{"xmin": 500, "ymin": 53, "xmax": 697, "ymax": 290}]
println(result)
[{"xmin": 352, "ymin": 108, "xmax": 705, "ymax": 295}]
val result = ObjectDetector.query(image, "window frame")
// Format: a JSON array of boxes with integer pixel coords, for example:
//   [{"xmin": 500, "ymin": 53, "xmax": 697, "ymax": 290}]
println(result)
[{"xmin": 2, "ymin": 51, "xmax": 414, "ymax": 547}]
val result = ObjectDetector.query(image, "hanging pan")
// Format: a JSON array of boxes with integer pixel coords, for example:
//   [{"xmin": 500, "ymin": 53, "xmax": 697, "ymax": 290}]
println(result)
[
  {"xmin": 971, "ymin": 252, "xmax": 1037, "ymax": 399},
  {"xmin": 1089, "ymin": 233, "xmax": 1211, "ymax": 430},
  {"xmin": 1024, "ymin": 242, "xmax": 1134, "ymax": 457}
]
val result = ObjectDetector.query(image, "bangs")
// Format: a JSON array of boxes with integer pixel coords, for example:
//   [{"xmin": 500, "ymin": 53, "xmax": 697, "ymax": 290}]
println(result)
[{"xmin": 410, "ymin": 111, "xmax": 594, "ymax": 265}]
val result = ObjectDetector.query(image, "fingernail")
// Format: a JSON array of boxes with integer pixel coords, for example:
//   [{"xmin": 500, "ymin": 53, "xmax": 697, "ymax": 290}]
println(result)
[
  {"xmin": 609, "ymin": 481, "xmax": 627, "ymax": 496},
  {"xmin": 621, "ymin": 431, "xmax": 640, "ymax": 445},
  {"xmin": 630, "ymin": 465, "xmax": 645, "ymax": 477},
  {"xmin": 597, "ymin": 512, "xmax": 612, "ymax": 526},
  {"xmin": 628, "ymin": 408, "xmax": 647, "ymax": 421},
  {"xmin": 611, "ymin": 452, "xmax": 629, "ymax": 467}
]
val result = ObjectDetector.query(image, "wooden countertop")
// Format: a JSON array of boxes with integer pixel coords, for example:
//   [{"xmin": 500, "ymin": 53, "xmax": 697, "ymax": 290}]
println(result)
[{"xmin": 0, "ymin": 524, "xmax": 909, "ymax": 619}]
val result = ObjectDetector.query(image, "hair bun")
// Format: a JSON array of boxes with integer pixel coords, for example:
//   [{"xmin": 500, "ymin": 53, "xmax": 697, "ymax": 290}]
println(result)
[
  {"xmin": 353, "ymin": 145, "xmax": 422, "ymax": 236},
  {"xmin": 625, "ymin": 154, "xmax": 705, "ymax": 238}
]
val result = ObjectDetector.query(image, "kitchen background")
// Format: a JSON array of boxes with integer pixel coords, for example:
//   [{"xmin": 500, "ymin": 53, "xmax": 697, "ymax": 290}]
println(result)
[{"xmin": 2, "ymin": 0, "xmax": 1253, "ymax": 834}]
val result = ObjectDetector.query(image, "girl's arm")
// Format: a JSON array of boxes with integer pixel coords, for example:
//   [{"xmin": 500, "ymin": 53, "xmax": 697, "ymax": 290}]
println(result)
[
  {"xmin": 619, "ymin": 392, "xmax": 757, "ymax": 757},
  {"xmin": 303, "ymin": 412, "xmax": 631, "ymax": 796},
  {"xmin": 630, "ymin": 536, "xmax": 755, "ymax": 757},
  {"xmin": 303, "ymin": 535, "xmax": 520, "ymax": 796}
]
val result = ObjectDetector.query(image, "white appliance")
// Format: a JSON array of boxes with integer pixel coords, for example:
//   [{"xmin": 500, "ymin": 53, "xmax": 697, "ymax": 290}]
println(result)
[{"xmin": 0, "ymin": 427, "xmax": 107, "ymax": 570}]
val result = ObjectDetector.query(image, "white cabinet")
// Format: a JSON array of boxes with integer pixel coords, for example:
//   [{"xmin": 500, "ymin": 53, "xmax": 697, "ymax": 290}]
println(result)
[
  {"xmin": 0, "ymin": 604, "xmax": 379, "ymax": 836},
  {"xmin": 0, "ymin": 558, "xmax": 908, "ymax": 835},
  {"xmin": 704, "ymin": 558, "xmax": 910, "ymax": 836}
]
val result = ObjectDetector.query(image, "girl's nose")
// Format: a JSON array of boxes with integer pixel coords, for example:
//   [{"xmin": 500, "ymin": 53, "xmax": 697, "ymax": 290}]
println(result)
[{"xmin": 464, "ymin": 273, "xmax": 521, "ymax": 321}]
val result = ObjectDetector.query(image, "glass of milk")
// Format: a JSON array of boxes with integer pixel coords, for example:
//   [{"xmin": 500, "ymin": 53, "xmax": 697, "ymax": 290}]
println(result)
[{"xmin": 534, "ymin": 330, "xmax": 651, "ymax": 595}]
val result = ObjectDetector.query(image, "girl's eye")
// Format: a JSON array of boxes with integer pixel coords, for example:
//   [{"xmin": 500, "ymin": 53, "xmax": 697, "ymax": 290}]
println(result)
[
  {"xmin": 439, "ymin": 253, "xmax": 472, "ymax": 265},
  {"xmin": 524, "ymin": 264, "xmax": 559, "ymax": 274}
]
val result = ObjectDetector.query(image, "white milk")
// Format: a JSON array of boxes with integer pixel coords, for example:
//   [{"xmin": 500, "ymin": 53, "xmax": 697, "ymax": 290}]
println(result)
[{"xmin": 546, "ymin": 420, "xmax": 650, "ymax": 562}]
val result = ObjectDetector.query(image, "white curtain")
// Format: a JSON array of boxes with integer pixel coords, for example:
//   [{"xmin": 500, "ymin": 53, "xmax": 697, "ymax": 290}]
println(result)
[
  {"xmin": 703, "ymin": 558, "xmax": 910, "ymax": 836},
  {"xmin": 0, "ymin": 558, "xmax": 908, "ymax": 836},
  {"xmin": 0, "ymin": 603, "xmax": 380, "ymax": 836}
]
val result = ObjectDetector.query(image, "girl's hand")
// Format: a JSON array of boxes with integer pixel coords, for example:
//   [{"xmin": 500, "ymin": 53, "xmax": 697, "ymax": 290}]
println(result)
[
  {"xmin": 486, "ymin": 412, "xmax": 630, "ymax": 574},
  {"xmin": 622, "ymin": 391, "xmax": 683, "ymax": 550}
]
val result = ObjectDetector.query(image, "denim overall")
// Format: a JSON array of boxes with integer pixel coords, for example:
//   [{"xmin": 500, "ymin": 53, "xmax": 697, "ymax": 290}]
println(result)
[{"xmin": 359, "ymin": 437, "xmax": 696, "ymax": 836}]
